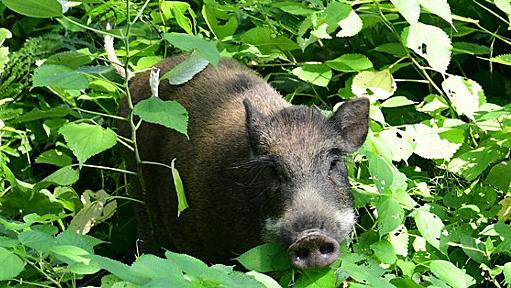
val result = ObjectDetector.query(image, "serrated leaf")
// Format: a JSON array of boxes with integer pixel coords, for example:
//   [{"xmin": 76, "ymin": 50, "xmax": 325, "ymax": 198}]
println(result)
[
  {"xmin": 378, "ymin": 128, "xmax": 415, "ymax": 162},
  {"xmin": 448, "ymin": 142, "xmax": 507, "ymax": 180},
  {"xmin": 495, "ymin": 0, "xmax": 511, "ymax": 28},
  {"xmin": 161, "ymin": 53, "xmax": 209, "ymax": 85},
  {"xmin": 59, "ymin": 123, "xmax": 117, "ymax": 164},
  {"xmin": 452, "ymin": 42, "xmax": 490, "ymax": 55},
  {"xmin": 405, "ymin": 123, "xmax": 461, "ymax": 160},
  {"xmin": 485, "ymin": 161, "xmax": 511, "ymax": 191},
  {"xmin": 36, "ymin": 149, "xmax": 72, "ymax": 167},
  {"xmin": 293, "ymin": 267, "xmax": 335, "ymax": 288},
  {"xmin": 40, "ymin": 165, "xmax": 80, "ymax": 186},
  {"xmin": 418, "ymin": 0, "xmax": 452, "ymax": 24},
  {"xmin": 390, "ymin": 0, "xmax": 420, "ymax": 24},
  {"xmin": 371, "ymin": 239, "xmax": 397, "ymax": 264},
  {"xmin": 442, "ymin": 75, "xmax": 485, "ymax": 119},
  {"xmin": 171, "ymin": 160, "xmax": 188, "ymax": 217},
  {"xmin": 429, "ymin": 260, "xmax": 476, "ymax": 288},
  {"xmin": 292, "ymin": 64, "xmax": 332, "ymax": 87},
  {"xmin": 2, "ymin": 0, "xmax": 63, "ymax": 18},
  {"xmin": 236, "ymin": 243, "xmax": 290, "ymax": 273},
  {"xmin": 377, "ymin": 198, "xmax": 405, "ymax": 236},
  {"xmin": 352, "ymin": 70, "xmax": 396, "ymax": 101},
  {"xmin": 33, "ymin": 64, "xmax": 89, "ymax": 90},
  {"xmin": 326, "ymin": 54, "xmax": 373, "ymax": 72},
  {"xmin": 389, "ymin": 225, "xmax": 409, "ymax": 257},
  {"xmin": 403, "ymin": 23, "xmax": 452, "ymax": 73},
  {"xmin": 414, "ymin": 209, "xmax": 444, "ymax": 251},
  {"xmin": 489, "ymin": 54, "xmax": 511, "ymax": 66},
  {"xmin": 381, "ymin": 96, "xmax": 417, "ymax": 108},
  {"xmin": 18, "ymin": 230, "xmax": 57, "ymax": 252},
  {"xmin": 246, "ymin": 271, "xmax": 282, "ymax": 288},
  {"xmin": 132, "ymin": 97, "xmax": 188, "ymax": 137},
  {"xmin": 0, "ymin": 247, "xmax": 25, "ymax": 280},
  {"xmin": 336, "ymin": 9, "xmax": 363, "ymax": 37},
  {"xmin": 163, "ymin": 33, "xmax": 219, "ymax": 65}
]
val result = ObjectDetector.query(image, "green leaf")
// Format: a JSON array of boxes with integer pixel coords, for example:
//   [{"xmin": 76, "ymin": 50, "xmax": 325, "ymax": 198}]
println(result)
[
  {"xmin": 414, "ymin": 209, "xmax": 444, "ymax": 251},
  {"xmin": 448, "ymin": 143, "xmax": 508, "ymax": 181},
  {"xmin": 377, "ymin": 198, "xmax": 405, "ymax": 236},
  {"xmin": 161, "ymin": 1, "xmax": 194, "ymax": 34},
  {"xmin": 163, "ymin": 33, "xmax": 219, "ymax": 65},
  {"xmin": 335, "ymin": 9, "xmax": 363, "ymax": 37},
  {"xmin": 417, "ymin": 0, "xmax": 452, "ymax": 24},
  {"xmin": 495, "ymin": 0, "xmax": 511, "ymax": 28},
  {"xmin": 352, "ymin": 70, "xmax": 396, "ymax": 101},
  {"xmin": 59, "ymin": 123, "xmax": 117, "ymax": 164},
  {"xmin": 452, "ymin": 42, "xmax": 490, "ymax": 55},
  {"xmin": 236, "ymin": 243, "xmax": 291, "ymax": 273},
  {"xmin": 202, "ymin": 3, "xmax": 238, "ymax": 39},
  {"xmin": 33, "ymin": 64, "xmax": 89, "ymax": 90},
  {"xmin": 292, "ymin": 64, "xmax": 332, "ymax": 87},
  {"xmin": 50, "ymin": 245, "xmax": 91, "ymax": 264},
  {"xmin": 2, "ymin": 0, "xmax": 63, "ymax": 18},
  {"xmin": 18, "ymin": 230, "xmax": 57, "ymax": 252},
  {"xmin": 373, "ymin": 43, "xmax": 408, "ymax": 57},
  {"xmin": 241, "ymin": 27, "xmax": 299, "ymax": 52},
  {"xmin": 36, "ymin": 149, "xmax": 73, "ymax": 167},
  {"xmin": 429, "ymin": 260, "xmax": 476, "ymax": 288},
  {"xmin": 164, "ymin": 251, "xmax": 208, "ymax": 277},
  {"xmin": 403, "ymin": 23, "xmax": 452, "ymax": 73},
  {"xmin": 161, "ymin": 52, "xmax": 209, "ymax": 85},
  {"xmin": 132, "ymin": 97, "xmax": 188, "ymax": 137},
  {"xmin": 326, "ymin": 54, "xmax": 373, "ymax": 72},
  {"xmin": 88, "ymin": 255, "xmax": 150, "ymax": 285},
  {"xmin": 293, "ymin": 267, "xmax": 335, "ymax": 288},
  {"xmin": 381, "ymin": 96, "xmax": 417, "ymax": 108},
  {"xmin": 504, "ymin": 262, "xmax": 511, "ymax": 286},
  {"xmin": 15, "ymin": 107, "xmax": 72, "ymax": 123},
  {"xmin": 245, "ymin": 271, "xmax": 282, "ymax": 288},
  {"xmin": 371, "ymin": 239, "xmax": 397, "ymax": 264},
  {"xmin": 45, "ymin": 50, "xmax": 93, "ymax": 69},
  {"xmin": 273, "ymin": 2, "xmax": 315, "ymax": 15},
  {"xmin": 390, "ymin": 0, "xmax": 420, "ymax": 24},
  {"xmin": 485, "ymin": 161, "xmax": 511, "ymax": 191},
  {"xmin": 488, "ymin": 54, "xmax": 511, "ymax": 66},
  {"xmin": 442, "ymin": 75, "xmax": 485, "ymax": 120},
  {"xmin": 405, "ymin": 123, "xmax": 461, "ymax": 160},
  {"xmin": 171, "ymin": 160, "xmax": 188, "ymax": 217},
  {"xmin": 0, "ymin": 247, "xmax": 24, "ymax": 280},
  {"xmin": 40, "ymin": 165, "xmax": 80, "ymax": 186}
]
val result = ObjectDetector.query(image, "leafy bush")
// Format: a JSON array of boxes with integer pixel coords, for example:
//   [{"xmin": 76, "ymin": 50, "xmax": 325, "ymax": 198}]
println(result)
[{"xmin": 0, "ymin": 0, "xmax": 510, "ymax": 287}]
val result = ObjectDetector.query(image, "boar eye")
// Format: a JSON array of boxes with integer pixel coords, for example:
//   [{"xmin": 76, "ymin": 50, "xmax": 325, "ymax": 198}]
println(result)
[{"xmin": 329, "ymin": 156, "xmax": 341, "ymax": 171}]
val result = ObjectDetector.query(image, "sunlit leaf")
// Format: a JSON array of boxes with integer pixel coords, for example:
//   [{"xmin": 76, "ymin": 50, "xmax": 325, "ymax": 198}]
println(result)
[
  {"xmin": 429, "ymin": 260, "xmax": 476, "ymax": 288},
  {"xmin": 336, "ymin": 9, "xmax": 363, "ymax": 37},
  {"xmin": 59, "ymin": 123, "xmax": 117, "ymax": 164},
  {"xmin": 352, "ymin": 70, "xmax": 396, "ymax": 101},
  {"xmin": 292, "ymin": 64, "xmax": 332, "ymax": 87},
  {"xmin": 418, "ymin": 0, "xmax": 452, "ymax": 24},
  {"xmin": 161, "ymin": 52, "xmax": 209, "ymax": 85},
  {"xmin": 442, "ymin": 75, "xmax": 486, "ymax": 120},
  {"xmin": 390, "ymin": 0, "xmax": 420, "ymax": 24},
  {"xmin": 132, "ymin": 97, "xmax": 188, "ymax": 137},
  {"xmin": 0, "ymin": 247, "xmax": 25, "ymax": 280},
  {"xmin": 2, "ymin": 0, "xmax": 63, "ymax": 18}
]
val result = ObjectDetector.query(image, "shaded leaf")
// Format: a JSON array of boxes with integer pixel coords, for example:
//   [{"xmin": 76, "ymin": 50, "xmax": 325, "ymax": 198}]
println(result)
[
  {"xmin": 163, "ymin": 33, "xmax": 219, "ymax": 65},
  {"xmin": 0, "ymin": 247, "xmax": 25, "ymax": 280},
  {"xmin": 161, "ymin": 52, "xmax": 209, "ymax": 85},
  {"xmin": 59, "ymin": 123, "xmax": 117, "ymax": 164},
  {"xmin": 33, "ymin": 64, "xmax": 89, "ymax": 90}
]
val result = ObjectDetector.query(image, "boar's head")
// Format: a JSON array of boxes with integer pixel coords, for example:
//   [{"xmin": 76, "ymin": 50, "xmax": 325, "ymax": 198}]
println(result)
[{"xmin": 242, "ymin": 97, "xmax": 369, "ymax": 270}]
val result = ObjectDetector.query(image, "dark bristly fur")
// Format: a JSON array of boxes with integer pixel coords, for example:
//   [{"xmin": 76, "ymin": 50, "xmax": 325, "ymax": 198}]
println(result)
[{"xmin": 119, "ymin": 55, "xmax": 369, "ymax": 267}]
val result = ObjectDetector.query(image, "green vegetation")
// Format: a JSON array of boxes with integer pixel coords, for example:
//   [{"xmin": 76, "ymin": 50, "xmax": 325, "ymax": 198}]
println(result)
[{"xmin": 0, "ymin": 0, "xmax": 510, "ymax": 287}]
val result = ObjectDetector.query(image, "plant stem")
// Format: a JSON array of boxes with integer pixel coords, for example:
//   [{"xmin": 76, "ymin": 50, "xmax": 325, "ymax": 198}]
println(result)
[
  {"xmin": 76, "ymin": 163, "xmax": 137, "ymax": 175},
  {"xmin": 74, "ymin": 108, "xmax": 128, "ymax": 121}
]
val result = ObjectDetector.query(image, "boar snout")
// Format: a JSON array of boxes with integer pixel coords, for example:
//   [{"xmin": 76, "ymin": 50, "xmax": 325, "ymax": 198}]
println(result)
[{"xmin": 288, "ymin": 230, "xmax": 340, "ymax": 270}]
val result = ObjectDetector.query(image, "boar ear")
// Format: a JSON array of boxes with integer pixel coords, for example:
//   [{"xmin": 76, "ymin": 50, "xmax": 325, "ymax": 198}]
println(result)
[
  {"xmin": 331, "ymin": 97, "xmax": 370, "ymax": 153},
  {"xmin": 243, "ymin": 98, "xmax": 265, "ymax": 152}
]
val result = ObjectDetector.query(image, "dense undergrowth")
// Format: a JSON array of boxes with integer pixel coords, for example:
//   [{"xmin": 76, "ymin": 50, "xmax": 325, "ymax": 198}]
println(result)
[{"xmin": 0, "ymin": 0, "xmax": 511, "ymax": 287}]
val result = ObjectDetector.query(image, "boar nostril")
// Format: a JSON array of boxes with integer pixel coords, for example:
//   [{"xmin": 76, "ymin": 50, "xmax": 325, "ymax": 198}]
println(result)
[
  {"xmin": 288, "ymin": 232, "xmax": 340, "ymax": 270},
  {"xmin": 319, "ymin": 243, "xmax": 334, "ymax": 255}
]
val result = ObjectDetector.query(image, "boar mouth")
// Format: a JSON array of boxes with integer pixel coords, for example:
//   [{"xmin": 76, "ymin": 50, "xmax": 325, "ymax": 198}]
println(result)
[{"xmin": 287, "ymin": 230, "xmax": 340, "ymax": 270}]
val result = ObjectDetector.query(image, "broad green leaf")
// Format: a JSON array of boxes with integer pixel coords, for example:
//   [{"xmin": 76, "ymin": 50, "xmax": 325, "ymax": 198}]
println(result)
[
  {"xmin": 378, "ymin": 128, "xmax": 415, "ymax": 162},
  {"xmin": 69, "ymin": 190, "xmax": 117, "ymax": 235},
  {"xmin": 171, "ymin": 160, "xmax": 188, "ymax": 217},
  {"xmin": 2, "ymin": 0, "xmax": 63, "ymax": 18},
  {"xmin": 336, "ymin": 9, "xmax": 363, "ymax": 37},
  {"xmin": 448, "ymin": 143, "xmax": 508, "ymax": 181},
  {"xmin": 33, "ymin": 64, "xmax": 89, "ymax": 90},
  {"xmin": 371, "ymin": 239, "xmax": 397, "ymax": 264},
  {"xmin": 377, "ymin": 197, "xmax": 405, "ymax": 236},
  {"xmin": 0, "ymin": 247, "xmax": 24, "ymax": 280},
  {"xmin": 429, "ymin": 260, "xmax": 476, "ymax": 288},
  {"xmin": 498, "ymin": 197, "xmax": 511, "ymax": 222},
  {"xmin": 485, "ymin": 161, "xmax": 511, "ymax": 191},
  {"xmin": 132, "ymin": 97, "xmax": 188, "ymax": 137},
  {"xmin": 488, "ymin": 54, "xmax": 511, "ymax": 66},
  {"xmin": 18, "ymin": 230, "xmax": 57, "ymax": 252},
  {"xmin": 15, "ymin": 107, "xmax": 72, "ymax": 123},
  {"xmin": 273, "ymin": 2, "xmax": 315, "ymax": 15},
  {"xmin": 416, "ymin": 94, "xmax": 449, "ymax": 115},
  {"xmin": 373, "ymin": 43, "xmax": 408, "ymax": 57},
  {"xmin": 164, "ymin": 251, "xmax": 208, "ymax": 276},
  {"xmin": 59, "ymin": 123, "xmax": 117, "ymax": 164},
  {"xmin": 405, "ymin": 123, "xmax": 461, "ymax": 160},
  {"xmin": 442, "ymin": 75, "xmax": 486, "ymax": 120},
  {"xmin": 163, "ymin": 33, "xmax": 219, "ymax": 65},
  {"xmin": 452, "ymin": 42, "xmax": 490, "ymax": 55},
  {"xmin": 495, "ymin": 0, "xmax": 511, "ymax": 28},
  {"xmin": 414, "ymin": 209, "xmax": 444, "ymax": 251},
  {"xmin": 340, "ymin": 254, "xmax": 395, "ymax": 287},
  {"xmin": 326, "ymin": 54, "xmax": 373, "ymax": 72},
  {"xmin": 161, "ymin": 1, "xmax": 194, "ymax": 34},
  {"xmin": 236, "ymin": 243, "xmax": 290, "ymax": 273},
  {"xmin": 292, "ymin": 64, "xmax": 332, "ymax": 87},
  {"xmin": 418, "ymin": 0, "xmax": 452, "ymax": 24},
  {"xmin": 403, "ymin": 23, "xmax": 452, "ymax": 73},
  {"xmin": 40, "ymin": 165, "xmax": 79, "ymax": 186},
  {"xmin": 390, "ymin": 0, "xmax": 420, "ymax": 24},
  {"xmin": 293, "ymin": 267, "xmax": 335, "ymax": 288},
  {"xmin": 45, "ymin": 50, "xmax": 93, "ymax": 69},
  {"xmin": 130, "ymin": 254, "xmax": 181, "ymax": 279},
  {"xmin": 389, "ymin": 225, "xmax": 409, "ymax": 257},
  {"xmin": 504, "ymin": 262, "xmax": 511, "ymax": 286},
  {"xmin": 246, "ymin": 271, "xmax": 282, "ymax": 288},
  {"xmin": 381, "ymin": 96, "xmax": 417, "ymax": 108},
  {"xmin": 0, "ymin": 28, "xmax": 11, "ymax": 75},
  {"xmin": 241, "ymin": 27, "xmax": 299, "ymax": 52},
  {"xmin": 352, "ymin": 70, "xmax": 396, "ymax": 101},
  {"xmin": 0, "ymin": 28, "xmax": 10, "ymax": 45},
  {"xmin": 35, "ymin": 149, "xmax": 73, "ymax": 167},
  {"xmin": 161, "ymin": 52, "xmax": 209, "ymax": 85},
  {"xmin": 202, "ymin": 3, "xmax": 238, "ymax": 39},
  {"xmin": 88, "ymin": 255, "xmax": 150, "ymax": 285},
  {"xmin": 50, "ymin": 245, "xmax": 90, "ymax": 264}
]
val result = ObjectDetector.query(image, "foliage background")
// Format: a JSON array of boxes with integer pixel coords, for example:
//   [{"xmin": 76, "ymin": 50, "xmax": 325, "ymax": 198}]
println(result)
[{"xmin": 0, "ymin": 0, "xmax": 510, "ymax": 287}]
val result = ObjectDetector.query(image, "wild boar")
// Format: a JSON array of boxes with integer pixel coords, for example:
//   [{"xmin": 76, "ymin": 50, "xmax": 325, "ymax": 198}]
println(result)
[{"xmin": 120, "ymin": 55, "xmax": 369, "ymax": 270}]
